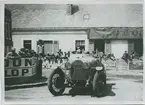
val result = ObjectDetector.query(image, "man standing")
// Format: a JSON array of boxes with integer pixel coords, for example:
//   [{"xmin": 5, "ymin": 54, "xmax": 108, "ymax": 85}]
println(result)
[
  {"xmin": 58, "ymin": 49, "xmax": 63, "ymax": 63},
  {"xmin": 76, "ymin": 46, "xmax": 81, "ymax": 54},
  {"xmin": 37, "ymin": 40, "xmax": 44, "ymax": 58},
  {"xmin": 6, "ymin": 48, "xmax": 19, "ymax": 58},
  {"xmin": 46, "ymin": 52, "xmax": 51, "ymax": 64},
  {"xmin": 122, "ymin": 51, "xmax": 129, "ymax": 63}
]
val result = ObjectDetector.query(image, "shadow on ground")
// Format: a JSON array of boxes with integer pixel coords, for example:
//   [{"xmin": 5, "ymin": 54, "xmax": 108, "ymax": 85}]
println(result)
[{"xmin": 55, "ymin": 83, "xmax": 116, "ymax": 97}]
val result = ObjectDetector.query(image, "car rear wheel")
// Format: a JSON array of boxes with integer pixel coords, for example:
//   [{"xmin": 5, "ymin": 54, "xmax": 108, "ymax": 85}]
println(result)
[
  {"xmin": 92, "ymin": 71, "xmax": 106, "ymax": 97},
  {"xmin": 48, "ymin": 68, "xmax": 65, "ymax": 96}
]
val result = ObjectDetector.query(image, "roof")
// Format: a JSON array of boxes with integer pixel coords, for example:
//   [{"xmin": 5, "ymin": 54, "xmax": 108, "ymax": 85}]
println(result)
[{"xmin": 6, "ymin": 4, "xmax": 143, "ymax": 28}]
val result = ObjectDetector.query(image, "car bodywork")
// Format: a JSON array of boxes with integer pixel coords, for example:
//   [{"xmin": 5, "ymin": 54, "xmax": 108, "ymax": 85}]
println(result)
[{"xmin": 47, "ymin": 53, "xmax": 106, "ymax": 97}]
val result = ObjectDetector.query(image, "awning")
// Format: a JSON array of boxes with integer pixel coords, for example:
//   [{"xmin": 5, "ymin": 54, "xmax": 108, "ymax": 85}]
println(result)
[{"xmin": 89, "ymin": 27, "xmax": 143, "ymax": 39}]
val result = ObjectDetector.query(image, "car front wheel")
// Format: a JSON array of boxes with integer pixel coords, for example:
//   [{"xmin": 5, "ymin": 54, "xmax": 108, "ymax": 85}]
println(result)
[
  {"xmin": 92, "ymin": 71, "xmax": 106, "ymax": 97},
  {"xmin": 48, "ymin": 68, "xmax": 65, "ymax": 96}
]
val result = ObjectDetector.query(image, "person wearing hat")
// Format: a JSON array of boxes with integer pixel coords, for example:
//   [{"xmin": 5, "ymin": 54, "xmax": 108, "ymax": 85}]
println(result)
[
  {"xmin": 46, "ymin": 52, "xmax": 51, "ymax": 64},
  {"xmin": 76, "ymin": 46, "xmax": 81, "ymax": 54},
  {"xmin": 58, "ymin": 49, "xmax": 63, "ymax": 63},
  {"xmin": 122, "ymin": 51, "xmax": 130, "ymax": 63},
  {"xmin": 50, "ymin": 52, "xmax": 55, "ymax": 64},
  {"xmin": 6, "ymin": 48, "xmax": 19, "ymax": 58},
  {"xmin": 18, "ymin": 48, "xmax": 25, "ymax": 57}
]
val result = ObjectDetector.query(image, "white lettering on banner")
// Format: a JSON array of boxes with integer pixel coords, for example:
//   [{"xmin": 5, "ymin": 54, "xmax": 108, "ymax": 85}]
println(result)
[
  {"xmin": 5, "ymin": 67, "xmax": 36, "ymax": 78},
  {"xmin": 5, "ymin": 57, "xmax": 38, "ymax": 78},
  {"xmin": 5, "ymin": 57, "xmax": 37, "ymax": 67}
]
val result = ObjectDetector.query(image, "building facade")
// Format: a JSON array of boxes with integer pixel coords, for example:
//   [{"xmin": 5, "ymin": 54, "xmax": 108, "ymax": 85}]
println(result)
[
  {"xmin": 12, "ymin": 28, "xmax": 89, "ymax": 54},
  {"xmin": 6, "ymin": 4, "xmax": 143, "ymax": 58},
  {"xmin": 88, "ymin": 27, "xmax": 143, "ymax": 58},
  {"xmin": 12, "ymin": 27, "xmax": 143, "ymax": 58}
]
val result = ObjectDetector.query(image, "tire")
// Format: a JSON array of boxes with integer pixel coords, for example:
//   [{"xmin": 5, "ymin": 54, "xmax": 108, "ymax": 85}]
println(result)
[
  {"xmin": 48, "ymin": 68, "xmax": 65, "ymax": 96},
  {"xmin": 92, "ymin": 71, "xmax": 106, "ymax": 97}
]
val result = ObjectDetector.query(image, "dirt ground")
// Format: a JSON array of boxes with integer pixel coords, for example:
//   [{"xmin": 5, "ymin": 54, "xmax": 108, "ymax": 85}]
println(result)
[{"xmin": 5, "ymin": 69, "xmax": 143, "ymax": 104}]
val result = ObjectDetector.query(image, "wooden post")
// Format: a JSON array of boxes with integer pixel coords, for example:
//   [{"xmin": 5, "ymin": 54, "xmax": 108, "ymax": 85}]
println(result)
[
  {"xmin": 116, "ymin": 59, "xmax": 118, "ymax": 71},
  {"xmin": 128, "ymin": 60, "xmax": 130, "ymax": 70}
]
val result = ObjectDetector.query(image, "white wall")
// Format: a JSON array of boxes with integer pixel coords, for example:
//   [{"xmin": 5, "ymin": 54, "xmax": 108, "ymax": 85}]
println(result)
[
  {"xmin": 12, "ymin": 31, "xmax": 89, "ymax": 53},
  {"xmin": 111, "ymin": 40, "xmax": 128, "ymax": 58}
]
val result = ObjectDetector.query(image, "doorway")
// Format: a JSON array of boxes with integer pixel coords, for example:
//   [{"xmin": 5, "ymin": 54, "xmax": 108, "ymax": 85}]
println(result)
[
  {"xmin": 134, "ymin": 39, "xmax": 143, "ymax": 56},
  {"xmin": 111, "ymin": 40, "xmax": 128, "ymax": 58},
  {"xmin": 94, "ymin": 40, "xmax": 105, "ymax": 52},
  {"xmin": 43, "ymin": 40, "xmax": 59, "ymax": 55}
]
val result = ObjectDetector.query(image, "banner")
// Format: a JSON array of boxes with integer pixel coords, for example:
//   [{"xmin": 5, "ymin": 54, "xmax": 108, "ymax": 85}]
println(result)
[
  {"xmin": 89, "ymin": 27, "xmax": 143, "ymax": 39},
  {"xmin": 5, "ymin": 57, "xmax": 38, "ymax": 78}
]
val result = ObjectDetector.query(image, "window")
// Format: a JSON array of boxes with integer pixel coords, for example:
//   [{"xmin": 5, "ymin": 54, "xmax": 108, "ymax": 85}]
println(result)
[
  {"xmin": 43, "ymin": 40, "xmax": 59, "ymax": 54},
  {"xmin": 75, "ymin": 40, "xmax": 85, "ymax": 51},
  {"xmin": 23, "ymin": 40, "xmax": 31, "ymax": 50},
  {"xmin": 54, "ymin": 41, "xmax": 58, "ymax": 44}
]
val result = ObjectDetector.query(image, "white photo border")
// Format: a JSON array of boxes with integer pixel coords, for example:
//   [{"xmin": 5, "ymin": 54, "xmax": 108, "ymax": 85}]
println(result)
[{"xmin": 0, "ymin": 0, "xmax": 144, "ymax": 104}]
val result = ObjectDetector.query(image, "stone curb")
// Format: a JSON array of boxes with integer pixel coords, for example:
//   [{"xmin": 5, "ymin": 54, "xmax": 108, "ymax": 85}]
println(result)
[{"xmin": 5, "ymin": 81, "xmax": 47, "ymax": 90}]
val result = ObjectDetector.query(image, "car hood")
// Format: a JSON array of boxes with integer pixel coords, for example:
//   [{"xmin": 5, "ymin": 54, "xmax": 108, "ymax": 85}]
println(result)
[{"xmin": 68, "ymin": 54, "xmax": 96, "ymax": 63}]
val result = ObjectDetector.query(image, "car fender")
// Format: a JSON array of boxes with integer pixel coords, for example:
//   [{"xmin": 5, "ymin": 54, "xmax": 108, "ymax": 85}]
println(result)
[{"xmin": 48, "ymin": 67, "xmax": 65, "ymax": 79}]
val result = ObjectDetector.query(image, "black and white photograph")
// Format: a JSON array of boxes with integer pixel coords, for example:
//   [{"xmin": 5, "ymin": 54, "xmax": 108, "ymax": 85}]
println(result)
[{"xmin": 3, "ymin": 2, "xmax": 143, "ymax": 104}]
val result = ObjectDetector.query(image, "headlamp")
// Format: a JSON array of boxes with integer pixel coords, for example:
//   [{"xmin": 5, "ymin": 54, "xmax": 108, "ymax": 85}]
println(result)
[{"xmin": 95, "ymin": 67, "xmax": 103, "ymax": 70}]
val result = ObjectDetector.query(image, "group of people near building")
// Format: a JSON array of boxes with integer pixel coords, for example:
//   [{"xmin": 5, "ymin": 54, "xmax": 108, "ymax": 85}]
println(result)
[
  {"xmin": 44, "ymin": 49, "xmax": 70, "ymax": 64},
  {"xmin": 91, "ymin": 49, "xmax": 142, "ymax": 64},
  {"xmin": 121, "ymin": 51, "xmax": 142, "ymax": 63},
  {"xmin": 6, "ymin": 46, "xmax": 142, "ymax": 65},
  {"xmin": 6, "ymin": 48, "xmax": 37, "ymax": 58},
  {"xmin": 6, "ymin": 48, "xmax": 70, "ymax": 64}
]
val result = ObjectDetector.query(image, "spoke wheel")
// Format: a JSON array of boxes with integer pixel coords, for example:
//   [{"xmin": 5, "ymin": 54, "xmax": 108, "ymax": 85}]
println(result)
[
  {"xmin": 48, "ymin": 69, "xmax": 65, "ymax": 96},
  {"xmin": 92, "ymin": 71, "xmax": 106, "ymax": 97}
]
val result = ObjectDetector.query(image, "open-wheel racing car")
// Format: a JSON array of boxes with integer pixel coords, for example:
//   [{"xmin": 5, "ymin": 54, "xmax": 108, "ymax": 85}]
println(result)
[{"xmin": 47, "ymin": 53, "xmax": 106, "ymax": 97}]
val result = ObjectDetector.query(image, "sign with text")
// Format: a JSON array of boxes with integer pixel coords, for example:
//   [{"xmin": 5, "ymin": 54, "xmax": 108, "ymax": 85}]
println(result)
[
  {"xmin": 5, "ymin": 57, "xmax": 38, "ymax": 78},
  {"xmin": 5, "ymin": 57, "xmax": 37, "ymax": 67},
  {"xmin": 89, "ymin": 27, "xmax": 143, "ymax": 39}
]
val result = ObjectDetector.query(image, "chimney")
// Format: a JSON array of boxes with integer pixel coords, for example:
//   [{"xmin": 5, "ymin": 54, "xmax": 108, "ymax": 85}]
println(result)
[{"xmin": 67, "ymin": 4, "xmax": 73, "ymax": 15}]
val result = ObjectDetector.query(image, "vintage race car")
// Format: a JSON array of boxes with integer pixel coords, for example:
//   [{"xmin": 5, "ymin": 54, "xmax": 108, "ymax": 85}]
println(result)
[{"xmin": 47, "ymin": 53, "xmax": 106, "ymax": 97}]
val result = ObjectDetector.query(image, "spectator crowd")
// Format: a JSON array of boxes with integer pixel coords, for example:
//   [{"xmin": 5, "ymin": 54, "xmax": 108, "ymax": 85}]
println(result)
[
  {"xmin": 5, "ymin": 47, "xmax": 70, "ymax": 64},
  {"xmin": 6, "ymin": 46, "xmax": 142, "ymax": 65}
]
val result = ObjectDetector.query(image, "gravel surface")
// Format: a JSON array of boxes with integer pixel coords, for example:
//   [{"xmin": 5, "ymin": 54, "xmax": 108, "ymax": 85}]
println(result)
[
  {"xmin": 5, "ymin": 63, "xmax": 143, "ymax": 104},
  {"xmin": 5, "ymin": 73, "xmax": 143, "ymax": 104}
]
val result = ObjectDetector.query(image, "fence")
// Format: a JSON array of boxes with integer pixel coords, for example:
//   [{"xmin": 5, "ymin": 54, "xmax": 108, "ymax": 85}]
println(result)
[
  {"xmin": 105, "ymin": 59, "xmax": 143, "ymax": 70},
  {"xmin": 129, "ymin": 59, "xmax": 143, "ymax": 70},
  {"xmin": 42, "ymin": 57, "xmax": 143, "ymax": 71}
]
